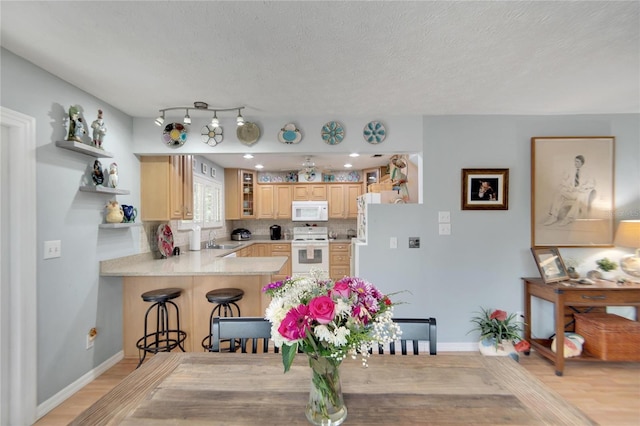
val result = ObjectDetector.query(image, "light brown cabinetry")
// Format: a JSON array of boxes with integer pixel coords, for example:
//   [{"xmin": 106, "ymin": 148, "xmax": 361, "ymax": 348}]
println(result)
[
  {"xmin": 330, "ymin": 242, "xmax": 350, "ymax": 281},
  {"xmin": 328, "ymin": 183, "xmax": 362, "ymax": 218},
  {"xmin": 256, "ymin": 184, "xmax": 292, "ymax": 219},
  {"xmin": 225, "ymin": 169, "xmax": 256, "ymax": 219},
  {"xmin": 140, "ymin": 155, "xmax": 193, "ymax": 221},
  {"xmin": 270, "ymin": 243, "xmax": 291, "ymax": 282},
  {"xmin": 293, "ymin": 184, "xmax": 327, "ymax": 201}
]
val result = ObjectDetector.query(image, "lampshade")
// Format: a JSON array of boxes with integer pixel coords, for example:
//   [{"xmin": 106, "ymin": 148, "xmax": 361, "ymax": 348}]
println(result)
[
  {"xmin": 615, "ymin": 220, "xmax": 640, "ymax": 278},
  {"xmin": 614, "ymin": 220, "xmax": 640, "ymax": 248}
]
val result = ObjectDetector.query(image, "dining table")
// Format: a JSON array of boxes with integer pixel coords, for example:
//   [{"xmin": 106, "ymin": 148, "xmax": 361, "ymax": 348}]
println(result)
[{"xmin": 70, "ymin": 352, "xmax": 594, "ymax": 425}]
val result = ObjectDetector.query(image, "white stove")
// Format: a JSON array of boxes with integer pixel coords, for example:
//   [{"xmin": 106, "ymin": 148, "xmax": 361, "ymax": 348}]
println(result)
[{"xmin": 291, "ymin": 227, "xmax": 329, "ymax": 276}]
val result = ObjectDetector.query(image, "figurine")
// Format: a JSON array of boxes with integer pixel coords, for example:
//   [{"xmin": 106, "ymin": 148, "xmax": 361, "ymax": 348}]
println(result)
[
  {"xmin": 107, "ymin": 162, "xmax": 118, "ymax": 188},
  {"xmin": 105, "ymin": 200, "xmax": 124, "ymax": 223},
  {"xmin": 91, "ymin": 109, "xmax": 107, "ymax": 148},
  {"xmin": 92, "ymin": 159, "xmax": 104, "ymax": 186},
  {"xmin": 66, "ymin": 105, "xmax": 86, "ymax": 142}
]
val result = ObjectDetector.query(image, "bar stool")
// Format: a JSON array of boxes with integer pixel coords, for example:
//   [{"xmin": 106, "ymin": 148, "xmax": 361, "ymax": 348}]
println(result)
[
  {"xmin": 136, "ymin": 287, "xmax": 187, "ymax": 368},
  {"xmin": 202, "ymin": 288, "xmax": 244, "ymax": 351}
]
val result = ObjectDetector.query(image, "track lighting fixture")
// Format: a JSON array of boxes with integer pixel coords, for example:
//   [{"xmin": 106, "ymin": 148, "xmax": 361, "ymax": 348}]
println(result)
[
  {"xmin": 154, "ymin": 112, "xmax": 165, "ymax": 126},
  {"xmin": 153, "ymin": 102, "xmax": 245, "ymax": 126}
]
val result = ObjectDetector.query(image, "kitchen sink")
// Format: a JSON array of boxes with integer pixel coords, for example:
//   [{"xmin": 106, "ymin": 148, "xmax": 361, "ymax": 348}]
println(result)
[{"xmin": 209, "ymin": 243, "xmax": 240, "ymax": 250}]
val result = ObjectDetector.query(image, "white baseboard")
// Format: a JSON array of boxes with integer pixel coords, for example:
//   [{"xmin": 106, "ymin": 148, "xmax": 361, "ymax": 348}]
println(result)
[
  {"xmin": 36, "ymin": 351, "xmax": 124, "ymax": 420},
  {"xmin": 438, "ymin": 342, "xmax": 479, "ymax": 352}
]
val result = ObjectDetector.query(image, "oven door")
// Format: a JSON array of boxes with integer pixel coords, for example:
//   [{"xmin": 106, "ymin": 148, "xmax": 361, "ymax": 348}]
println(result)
[{"xmin": 291, "ymin": 242, "xmax": 329, "ymax": 274}]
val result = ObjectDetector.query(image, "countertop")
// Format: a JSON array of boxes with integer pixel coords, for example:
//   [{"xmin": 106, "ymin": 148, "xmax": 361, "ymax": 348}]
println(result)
[{"xmin": 100, "ymin": 240, "xmax": 287, "ymax": 277}]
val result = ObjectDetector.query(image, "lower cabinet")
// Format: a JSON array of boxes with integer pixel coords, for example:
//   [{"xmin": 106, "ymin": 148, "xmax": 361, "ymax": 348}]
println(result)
[
  {"xmin": 270, "ymin": 243, "xmax": 291, "ymax": 282},
  {"xmin": 330, "ymin": 242, "xmax": 350, "ymax": 281}
]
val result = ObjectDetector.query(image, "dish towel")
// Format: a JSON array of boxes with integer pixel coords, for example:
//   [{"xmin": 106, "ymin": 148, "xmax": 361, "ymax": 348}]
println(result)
[{"xmin": 306, "ymin": 246, "xmax": 314, "ymax": 260}]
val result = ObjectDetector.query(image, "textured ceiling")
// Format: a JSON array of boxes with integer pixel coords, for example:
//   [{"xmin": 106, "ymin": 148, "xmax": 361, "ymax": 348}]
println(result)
[{"xmin": 2, "ymin": 0, "xmax": 638, "ymax": 119}]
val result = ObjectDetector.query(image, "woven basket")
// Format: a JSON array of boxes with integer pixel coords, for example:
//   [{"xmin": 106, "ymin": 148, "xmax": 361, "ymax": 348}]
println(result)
[{"xmin": 574, "ymin": 313, "xmax": 640, "ymax": 361}]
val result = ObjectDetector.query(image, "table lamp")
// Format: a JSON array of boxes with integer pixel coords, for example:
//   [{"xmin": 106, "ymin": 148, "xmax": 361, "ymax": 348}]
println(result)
[{"xmin": 614, "ymin": 220, "xmax": 640, "ymax": 277}]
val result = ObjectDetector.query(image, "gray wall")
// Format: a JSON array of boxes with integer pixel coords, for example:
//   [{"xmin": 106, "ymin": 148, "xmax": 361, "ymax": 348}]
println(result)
[
  {"xmin": 1, "ymin": 46, "xmax": 639, "ymax": 404},
  {"xmin": 1, "ymin": 48, "xmax": 140, "ymax": 403},
  {"xmin": 359, "ymin": 115, "xmax": 640, "ymax": 344}
]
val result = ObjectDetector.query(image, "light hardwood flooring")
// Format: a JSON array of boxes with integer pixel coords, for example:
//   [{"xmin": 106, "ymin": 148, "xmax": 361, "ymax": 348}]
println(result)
[{"xmin": 35, "ymin": 352, "xmax": 639, "ymax": 426}]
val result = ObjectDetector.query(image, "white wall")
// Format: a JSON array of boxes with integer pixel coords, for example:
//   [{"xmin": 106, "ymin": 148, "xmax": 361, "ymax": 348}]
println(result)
[{"xmin": 359, "ymin": 115, "xmax": 640, "ymax": 343}]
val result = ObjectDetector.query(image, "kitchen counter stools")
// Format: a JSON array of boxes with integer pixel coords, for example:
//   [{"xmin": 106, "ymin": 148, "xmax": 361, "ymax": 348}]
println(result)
[
  {"xmin": 202, "ymin": 288, "xmax": 244, "ymax": 352},
  {"xmin": 135, "ymin": 287, "xmax": 187, "ymax": 368}
]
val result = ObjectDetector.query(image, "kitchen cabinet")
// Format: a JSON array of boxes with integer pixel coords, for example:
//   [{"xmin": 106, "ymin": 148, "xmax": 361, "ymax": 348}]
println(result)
[
  {"xmin": 256, "ymin": 184, "xmax": 292, "ymax": 219},
  {"xmin": 292, "ymin": 184, "xmax": 327, "ymax": 201},
  {"xmin": 328, "ymin": 183, "xmax": 362, "ymax": 218},
  {"xmin": 270, "ymin": 243, "xmax": 291, "ymax": 282},
  {"xmin": 329, "ymin": 242, "xmax": 350, "ymax": 281},
  {"xmin": 140, "ymin": 155, "xmax": 193, "ymax": 221},
  {"xmin": 225, "ymin": 169, "xmax": 256, "ymax": 219},
  {"xmin": 363, "ymin": 166, "xmax": 389, "ymax": 193}
]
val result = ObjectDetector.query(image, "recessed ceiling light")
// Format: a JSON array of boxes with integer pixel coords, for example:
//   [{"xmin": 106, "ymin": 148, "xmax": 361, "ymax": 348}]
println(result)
[
  {"xmin": 243, "ymin": 154, "xmax": 254, "ymax": 159},
  {"xmin": 349, "ymin": 153, "xmax": 360, "ymax": 157},
  {"xmin": 344, "ymin": 163, "xmax": 353, "ymax": 168},
  {"xmin": 255, "ymin": 164, "xmax": 264, "ymax": 169}
]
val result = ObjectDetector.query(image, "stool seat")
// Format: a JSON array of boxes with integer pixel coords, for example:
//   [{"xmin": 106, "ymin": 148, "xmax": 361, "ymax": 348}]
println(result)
[
  {"xmin": 141, "ymin": 287, "xmax": 182, "ymax": 302},
  {"xmin": 206, "ymin": 288, "xmax": 244, "ymax": 304}
]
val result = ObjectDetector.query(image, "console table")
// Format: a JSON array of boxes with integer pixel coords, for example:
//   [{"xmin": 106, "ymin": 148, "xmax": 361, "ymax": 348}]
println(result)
[{"xmin": 522, "ymin": 277, "xmax": 640, "ymax": 376}]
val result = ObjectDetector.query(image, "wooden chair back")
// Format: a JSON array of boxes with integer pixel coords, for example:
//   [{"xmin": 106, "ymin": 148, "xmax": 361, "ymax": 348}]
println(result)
[
  {"xmin": 378, "ymin": 317, "xmax": 437, "ymax": 355},
  {"xmin": 212, "ymin": 316, "xmax": 279, "ymax": 353}
]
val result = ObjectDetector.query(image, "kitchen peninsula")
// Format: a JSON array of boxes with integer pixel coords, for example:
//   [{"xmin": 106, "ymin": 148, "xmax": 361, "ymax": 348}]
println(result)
[{"xmin": 101, "ymin": 246, "xmax": 287, "ymax": 357}]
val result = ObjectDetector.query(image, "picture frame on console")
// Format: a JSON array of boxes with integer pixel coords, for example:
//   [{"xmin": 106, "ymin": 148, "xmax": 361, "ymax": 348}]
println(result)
[
  {"xmin": 461, "ymin": 168, "xmax": 509, "ymax": 210},
  {"xmin": 531, "ymin": 247, "xmax": 570, "ymax": 284},
  {"xmin": 531, "ymin": 136, "xmax": 615, "ymax": 248}
]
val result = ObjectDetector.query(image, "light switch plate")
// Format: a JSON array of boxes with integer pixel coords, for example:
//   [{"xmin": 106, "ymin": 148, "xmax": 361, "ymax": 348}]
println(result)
[
  {"xmin": 439, "ymin": 224, "xmax": 451, "ymax": 235},
  {"xmin": 438, "ymin": 211, "xmax": 450, "ymax": 223},
  {"xmin": 389, "ymin": 237, "xmax": 397, "ymax": 249},
  {"xmin": 44, "ymin": 240, "xmax": 61, "ymax": 259}
]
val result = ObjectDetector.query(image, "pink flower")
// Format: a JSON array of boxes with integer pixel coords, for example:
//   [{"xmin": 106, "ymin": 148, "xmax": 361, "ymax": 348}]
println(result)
[
  {"xmin": 331, "ymin": 281, "xmax": 351, "ymax": 298},
  {"xmin": 278, "ymin": 304, "xmax": 311, "ymax": 341},
  {"xmin": 490, "ymin": 309, "xmax": 507, "ymax": 322},
  {"xmin": 308, "ymin": 296, "xmax": 336, "ymax": 324}
]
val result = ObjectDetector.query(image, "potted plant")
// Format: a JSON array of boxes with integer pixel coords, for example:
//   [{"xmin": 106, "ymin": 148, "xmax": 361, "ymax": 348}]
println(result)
[
  {"xmin": 469, "ymin": 307, "xmax": 530, "ymax": 359},
  {"xmin": 596, "ymin": 257, "xmax": 617, "ymax": 273}
]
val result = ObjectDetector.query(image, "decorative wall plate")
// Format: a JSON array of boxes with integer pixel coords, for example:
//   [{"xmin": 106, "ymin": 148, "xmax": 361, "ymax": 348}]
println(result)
[
  {"xmin": 156, "ymin": 224, "xmax": 174, "ymax": 257},
  {"xmin": 162, "ymin": 123, "xmax": 188, "ymax": 148},
  {"xmin": 321, "ymin": 121, "xmax": 344, "ymax": 145},
  {"xmin": 304, "ymin": 170, "xmax": 316, "ymax": 181},
  {"xmin": 201, "ymin": 125, "xmax": 223, "ymax": 146},
  {"xmin": 237, "ymin": 122, "xmax": 260, "ymax": 146},
  {"xmin": 363, "ymin": 121, "xmax": 386, "ymax": 144},
  {"xmin": 278, "ymin": 123, "xmax": 302, "ymax": 144},
  {"xmin": 285, "ymin": 171, "xmax": 298, "ymax": 182}
]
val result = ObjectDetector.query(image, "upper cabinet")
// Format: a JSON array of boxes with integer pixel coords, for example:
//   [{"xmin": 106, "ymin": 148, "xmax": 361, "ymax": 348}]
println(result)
[
  {"xmin": 256, "ymin": 184, "xmax": 292, "ymax": 219},
  {"xmin": 225, "ymin": 169, "xmax": 256, "ymax": 219},
  {"xmin": 328, "ymin": 183, "xmax": 362, "ymax": 219},
  {"xmin": 140, "ymin": 155, "xmax": 193, "ymax": 221},
  {"xmin": 293, "ymin": 184, "xmax": 327, "ymax": 201}
]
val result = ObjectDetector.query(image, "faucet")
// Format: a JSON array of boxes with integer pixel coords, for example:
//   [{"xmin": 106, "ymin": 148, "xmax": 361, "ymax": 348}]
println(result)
[{"xmin": 206, "ymin": 230, "xmax": 215, "ymax": 249}]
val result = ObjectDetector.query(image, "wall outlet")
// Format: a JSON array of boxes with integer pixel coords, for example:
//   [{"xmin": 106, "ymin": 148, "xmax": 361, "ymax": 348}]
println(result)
[
  {"xmin": 439, "ymin": 223, "xmax": 451, "ymax": 235},
  {"xmin": 44, "ymin": 240, "xmax": 61, "ymax": 259},
  {"xmin": 389, "ymin": 237, "xmax": 397, "ymax": 249},
  {"xmin": 438, "ymin": 211, "xmax": 451, "ymax": 223},
  {"xmin": 409, "ymin": 237, "xmax": 420, "ymax": 248},
  {"xmin": 86, "ymin": 327, "xmax": 97, "ymax": 350}
]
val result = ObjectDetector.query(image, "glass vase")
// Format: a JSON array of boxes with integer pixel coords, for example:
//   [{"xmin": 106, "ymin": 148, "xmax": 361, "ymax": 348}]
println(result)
[{"xmin": 305, "ymin": 355, "xmax": 347, "ymax": 426}]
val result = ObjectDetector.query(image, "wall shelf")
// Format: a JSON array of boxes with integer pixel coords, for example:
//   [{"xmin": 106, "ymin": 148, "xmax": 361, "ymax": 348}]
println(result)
[
  {"xmin": 79, "ymin": 185, "xmax": 130, "ymax": 195},
  {"xmin": 56, "ymin": 140, "xmax": 114, "ymax": 158},
  {"xmin": 99, "ymin": 223, "xmax": 141, "ymax": 229}
]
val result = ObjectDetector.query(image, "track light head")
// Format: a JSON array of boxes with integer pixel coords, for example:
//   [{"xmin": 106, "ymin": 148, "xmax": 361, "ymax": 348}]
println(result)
[
  {"xmin": 236, "ymin": 109, "xmax": 245, "ymax": 126},
  {"xmin": 155, "ymin": 112, "xmax": 165, "ymax": 126},
  {"xmin": 211, "ymin": 111, "xmax": 219, "ymax": 127},
  {"xmin": 183, "ymin": 110, "xmax": 191, "ymax": 125}
]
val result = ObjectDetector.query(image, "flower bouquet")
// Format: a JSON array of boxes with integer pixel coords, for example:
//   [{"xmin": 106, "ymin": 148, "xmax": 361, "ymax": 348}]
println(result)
[
  {"xmin": 263, "ymin": 270, "xmax": 401, "ymax": 425},
  {"xmin": 469, "ymin": 308, "xmax": 530, "ymax": 356}
]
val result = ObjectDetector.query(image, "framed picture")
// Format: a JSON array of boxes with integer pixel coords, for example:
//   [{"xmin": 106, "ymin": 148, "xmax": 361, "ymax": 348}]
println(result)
[
  {"xmin": 531, "ymin": 136, "xmax": 614, "ymax": 247},
  {"xmin": 461, "ymin": 169, "xmax": 509, "ymax": 210},
  {"xmin": 211, "ymin": 167, "xmax": 216, "ymax": 178},
  {"xmin": 530, "ymin": 247, "xmax": 570, "ymax": 284},
  {"xmin": 201, "ymin": 163, "xmax": 208, "ymax": 174}
]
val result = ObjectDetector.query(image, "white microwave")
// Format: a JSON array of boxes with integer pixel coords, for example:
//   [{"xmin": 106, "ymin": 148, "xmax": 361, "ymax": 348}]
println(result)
[{"xmin": 292, "ymin": 201, "xmax": 328, "ymax": 222}]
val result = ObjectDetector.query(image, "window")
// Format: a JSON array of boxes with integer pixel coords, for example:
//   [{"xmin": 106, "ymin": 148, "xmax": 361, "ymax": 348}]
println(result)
[{"xmin": 181, "ymin": 174, "xmax": 223, "ymax": 229}]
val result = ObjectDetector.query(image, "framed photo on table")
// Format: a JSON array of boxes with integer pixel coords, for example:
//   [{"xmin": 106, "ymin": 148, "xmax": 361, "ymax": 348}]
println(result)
[
  {"xmin": 531, "ymin": 136, "xmax": 614, "ymax": 247},
  {"xmin": 461, "ymin": 169, "xmax": 509, "ymax": 210},
  {"xmin": 530, "ymin": 247, "xmax": 570, "ymax": 284}
]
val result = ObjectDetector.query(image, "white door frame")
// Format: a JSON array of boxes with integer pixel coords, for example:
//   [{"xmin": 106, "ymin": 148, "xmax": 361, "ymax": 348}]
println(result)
[{"xmin": 0, "ymin": 107, "xmax": 37, "ymax": 425}]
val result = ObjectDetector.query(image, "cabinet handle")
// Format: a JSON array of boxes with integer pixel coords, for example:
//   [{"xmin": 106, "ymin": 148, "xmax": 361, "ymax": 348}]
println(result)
[{"xmin": 581, "ymin": 295, "xmax": 606, "ymax": 300}]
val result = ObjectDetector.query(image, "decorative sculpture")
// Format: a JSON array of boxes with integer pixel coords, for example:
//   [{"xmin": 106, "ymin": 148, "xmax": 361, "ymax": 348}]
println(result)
[
  {"xmin": 107, "ymin": 162, "xmax": 118, "ymax": 188},
  {"xmin": 91, "ymin": 109, "xmax": 107, "ymax": 148},
  {"xmin": 66, "ymin": 105, "xmax": 86, "ymax": 142}
]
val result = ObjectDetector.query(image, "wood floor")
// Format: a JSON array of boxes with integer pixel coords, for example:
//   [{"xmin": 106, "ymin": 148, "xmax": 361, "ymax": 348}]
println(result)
[{"xmin": 35, "ymin": 352, "xmax": 639, "ymax": 426}]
